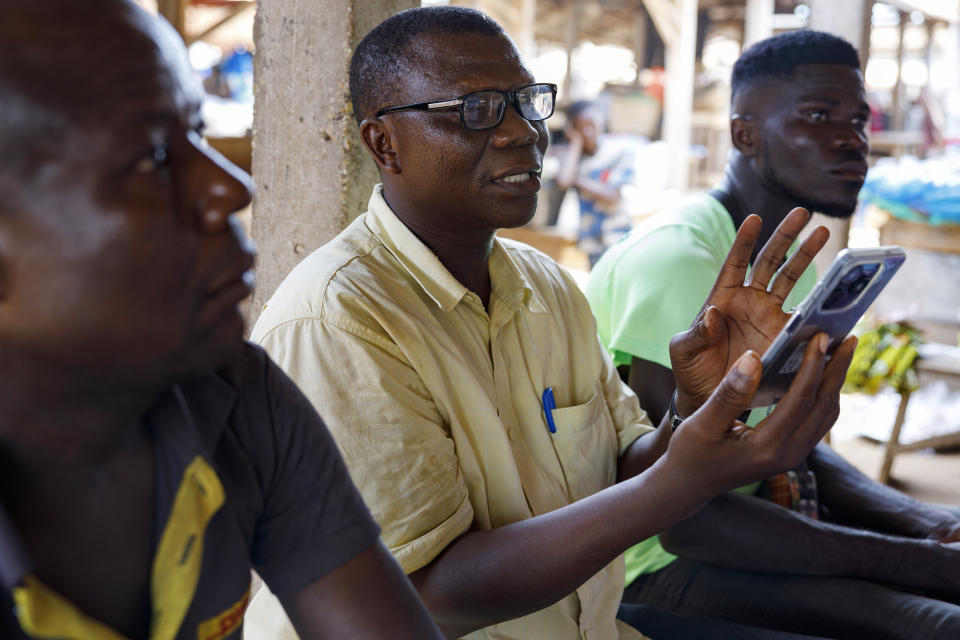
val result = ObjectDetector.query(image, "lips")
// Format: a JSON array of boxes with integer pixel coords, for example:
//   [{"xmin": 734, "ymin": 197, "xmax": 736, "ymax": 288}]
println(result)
[
  {"xmin": 490, "ymin": 166, "xmax": 542, "ymax": 194},
  {"xmin": 830, "ymin": 160, "xmax": 868, "ymax": 182},
  {"xmin": 204, "ymin": 254, "xmax": 255, "ymax": 304}
]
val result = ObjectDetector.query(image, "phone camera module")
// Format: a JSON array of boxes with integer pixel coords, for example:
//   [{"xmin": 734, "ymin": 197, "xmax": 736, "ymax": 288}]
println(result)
[
  {"xmin": 849, "ymin": 277, "xmax": 869, "ymax": 295},
  {"xmin": 840, "ymin": 266, "xmax": 863, "ymax": 285},
  {"xmin": 823, "ymin": 262, "xmax": 881, "ymax": 310},
  {"xmin": 861, "ymin": 264, "xmax": 880, "ymax": 276}
]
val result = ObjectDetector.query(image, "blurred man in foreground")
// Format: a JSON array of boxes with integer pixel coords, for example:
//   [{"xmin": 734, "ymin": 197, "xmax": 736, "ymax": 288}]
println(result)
[{"xmin": 0, "ymin": 2, "xmax": 443, "ymax": 638}]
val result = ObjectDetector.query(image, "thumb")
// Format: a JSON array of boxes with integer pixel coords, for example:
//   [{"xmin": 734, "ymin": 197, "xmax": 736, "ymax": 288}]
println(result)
[
  {"xmin": 670, "ymin": 306, "xmax": 725, "ymax": 368},
  {"xmin": 696, "ymin": 350, "xmax": 762, "ymax": 428}
]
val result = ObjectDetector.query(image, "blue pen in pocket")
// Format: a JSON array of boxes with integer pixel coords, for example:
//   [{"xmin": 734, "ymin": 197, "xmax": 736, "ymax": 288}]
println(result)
[{"xmin": 542, "ymin": 387, "xmax": 557, "ymax": 433}]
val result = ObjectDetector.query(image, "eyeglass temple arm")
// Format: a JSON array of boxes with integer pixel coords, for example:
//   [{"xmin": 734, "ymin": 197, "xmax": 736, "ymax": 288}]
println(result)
[{"xmin": 377, "ymin": 99, "xmax": 462, "ymax": 117}]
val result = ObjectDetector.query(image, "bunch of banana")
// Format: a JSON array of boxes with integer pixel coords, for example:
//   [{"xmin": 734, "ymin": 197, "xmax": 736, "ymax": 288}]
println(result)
[{"xmin": 844, "ymin": 323, "xmax": 921, "ymax": 394}]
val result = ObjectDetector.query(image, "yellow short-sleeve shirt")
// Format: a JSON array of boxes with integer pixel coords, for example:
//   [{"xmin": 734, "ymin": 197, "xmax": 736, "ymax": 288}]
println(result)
[{"xmin": 248, "ymin": 186, "xmax": 653, "ymax": 640}]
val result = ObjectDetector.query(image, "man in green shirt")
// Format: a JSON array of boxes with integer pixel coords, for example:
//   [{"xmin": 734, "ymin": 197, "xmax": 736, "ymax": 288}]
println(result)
[{"xmin": 587, "ymin": 30, "xmax": 960, "ymax": 640}]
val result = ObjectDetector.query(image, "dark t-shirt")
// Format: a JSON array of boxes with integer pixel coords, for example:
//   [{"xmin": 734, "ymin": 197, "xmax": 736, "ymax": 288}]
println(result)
[{"xmin": 0, "ymin": 343, "xmax": 380, "ymax": 639}]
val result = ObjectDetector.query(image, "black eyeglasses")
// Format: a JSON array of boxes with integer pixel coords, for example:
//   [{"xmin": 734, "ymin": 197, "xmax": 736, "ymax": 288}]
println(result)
[{"xmin": 375, "ymin": 83, "xmax": 557, "ymax": 131}]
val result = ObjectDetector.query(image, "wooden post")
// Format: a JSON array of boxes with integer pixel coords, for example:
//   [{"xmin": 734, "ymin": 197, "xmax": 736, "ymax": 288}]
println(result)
[
  {"xmin": 518, "ymin": 0, "xmax": 537, "ymax": 60},
  {"xmin": 562, "ymin": 0, "xmax": 582, "ymax": 104},
  {"xmin": 660, "ymin": 0, "xmax": 697, "ymax": 191},
  {"xmin": 860, "ymin": 0, "xmax": 874, "ymax": 74},
  {"xmin": 156, "ymin": 0, "xmax": 187, "ymax": 37},
  {"xmin": 633, "ymin": 4, "xmax": 649, "ymax": 82},
  {"xmin": 879, "ymin": 391, "xmax": 911, "ymax": 483},
  {"xmin": 743, "ymin": 0, "xmax": 774, "ymax": 48},
  {"xmin": 891, "ymin": 10, "xmax": 907, "ymax": 131}
]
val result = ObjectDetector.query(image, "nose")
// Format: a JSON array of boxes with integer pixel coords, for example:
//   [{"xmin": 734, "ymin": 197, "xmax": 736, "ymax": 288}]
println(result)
[
  {"xmin": 491, "ymin": 102, "xmax": 539, "ymax": 148},
  {"xmin": 187, "ymin": 131, "xmax": 254, "ymax": 234},
  {"xmin": 832, "ymin": 123, "xmax": 868, "ymax": 154}
]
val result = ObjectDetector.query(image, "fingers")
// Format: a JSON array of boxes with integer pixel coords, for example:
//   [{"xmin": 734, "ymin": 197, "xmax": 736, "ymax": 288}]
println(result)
[
  {"xmin": 817, "ymin": 335, "xmax": 857, "ymax": 405},
  {"xmin": 768, "ymin": 224, "xmax": 830, "ymax": 302},
  {"xmin": 712, "ymin": 215, "xmax": 762, "ymax": 292},
  {"xmin": 750, "ymin": 334, "xmax": 829, "ymax": 457},
  {"xmin": 669, "ymin": 306, "xmax": 725, "ymax": 369},
  {"xmin": 746, "ymin": 207, "xmax": 810, "ymax": 290},
  {"xmin": 688, "ymin": 350, "xmax": 762, "ymax": 433},
  {"xmin": 801, "ymin": 335, "xmax": 856, "ymax": 446},
  {"xmin": 939, "ymin": 528, "xmax": 960, "ymax": 544},
  {"xmin": 669, "ymin": 307, "xmax": 729, "ymax": 413},
  {"xmin": 755, "ymin": 334, "xmax": 856, "ymax": 468}
]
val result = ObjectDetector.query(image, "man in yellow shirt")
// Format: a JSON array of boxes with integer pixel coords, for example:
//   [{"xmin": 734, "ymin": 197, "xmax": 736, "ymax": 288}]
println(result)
[{"xmin": 250, "ymin": 7, "xmax": 853, "ymax": 639}]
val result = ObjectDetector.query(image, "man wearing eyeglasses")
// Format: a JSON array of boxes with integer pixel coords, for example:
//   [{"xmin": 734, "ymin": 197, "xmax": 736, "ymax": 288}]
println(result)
[{"xmin": 249, "ymin": 7, "xmax": 853, "ymax": 639}]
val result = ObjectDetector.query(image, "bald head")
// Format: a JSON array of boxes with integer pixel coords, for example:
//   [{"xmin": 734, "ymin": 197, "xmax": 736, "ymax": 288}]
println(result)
[
  {"xmin": 0, "ymin": 0, "xmax": 254, "ymax": 386},
  {"xmin": 0, "ymin": 0, "xmax": 197, "ymax": 205}
]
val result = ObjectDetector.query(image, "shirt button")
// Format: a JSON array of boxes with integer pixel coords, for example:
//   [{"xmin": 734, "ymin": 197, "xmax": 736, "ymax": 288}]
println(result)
[{"xmin": 507, "ymin": 427, "xmax": 517, "ymax": 441}]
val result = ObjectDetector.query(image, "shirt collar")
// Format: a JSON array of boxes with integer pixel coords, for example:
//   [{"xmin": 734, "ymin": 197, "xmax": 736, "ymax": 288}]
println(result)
[
  {"xmin": 0, "ymin": 374, "xmax": 235, "ymax": 595},
  {"xmin": 364, "ymin": 185, "xmax": 545, "ymax": 315},
  {"xmin": 488, "ymin": 239, "xmax": 547, "ymax": 315}
]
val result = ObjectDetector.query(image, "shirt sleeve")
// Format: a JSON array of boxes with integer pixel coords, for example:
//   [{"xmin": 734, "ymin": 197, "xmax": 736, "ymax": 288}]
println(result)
[
  {"xmin": 256, "ymin": 316, "xmax": 474, "ymax": 575},
  {"xmin": 243, "ymin": 348, "xmax": 382, "ymax": 597},
  {"xmin": 603, "ymin": 225, "xmax": 724, "ymax": 369}
]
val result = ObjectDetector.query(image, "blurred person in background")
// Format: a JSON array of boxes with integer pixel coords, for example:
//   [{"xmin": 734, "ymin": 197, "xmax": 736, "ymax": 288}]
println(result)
[{"xmin": 556, "ymin": 100, "xmax": 638, "ymax": 267}]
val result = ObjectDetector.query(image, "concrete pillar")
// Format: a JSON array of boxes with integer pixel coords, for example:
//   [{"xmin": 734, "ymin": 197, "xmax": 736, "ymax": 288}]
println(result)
[
  {"xmin": 662, "ymin": 0, "xmax": 698, "ymax": 191},
  {"xmin": 743, "ymin": 0, "xmax": 774, "ymax": 48},
  {"xmin": 249, "ymin": 0, "xmax": 416, "ymax": 320},
  {"xmin": 806, "ymin": 0, "xmax": 871, "ymax": 275}
]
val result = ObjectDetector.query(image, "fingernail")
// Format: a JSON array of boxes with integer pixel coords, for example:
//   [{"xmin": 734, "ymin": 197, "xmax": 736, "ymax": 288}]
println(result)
[
  {"xmin": 737, "ymin": 351, "xmax": 759, "ymax": 377},
  {"xmin": 819, "ymin": 334, "xmax": 829, "ymax": 354}
]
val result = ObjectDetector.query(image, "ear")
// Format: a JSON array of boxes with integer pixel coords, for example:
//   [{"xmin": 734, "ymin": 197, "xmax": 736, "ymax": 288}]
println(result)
[
  {"xmin": 359, "ymin": 118, "xmax": 402, "ymax": 174},
  {"xmin": 730, "ymin": 114, "xmax": 758, "ymax": 157}
]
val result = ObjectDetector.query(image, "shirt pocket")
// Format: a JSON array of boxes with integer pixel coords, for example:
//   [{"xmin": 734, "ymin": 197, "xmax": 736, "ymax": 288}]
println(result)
[{"xmin": 550, "ymin": 381, "xmax": 619, "ymax": 501}]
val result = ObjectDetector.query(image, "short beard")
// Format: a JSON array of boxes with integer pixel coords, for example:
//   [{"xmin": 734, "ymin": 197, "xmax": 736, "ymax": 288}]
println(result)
[{"xmin": 760, "ymin": 149, "xmax": 858, "ymax": 219}]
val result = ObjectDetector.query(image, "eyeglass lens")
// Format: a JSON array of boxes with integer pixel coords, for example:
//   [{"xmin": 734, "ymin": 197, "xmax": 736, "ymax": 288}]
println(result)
[
  {"xmin": 461, "ymin": 85, "xmax": 554, "ymax": 130},
  {"xmin": 462, "ymin": 93, "xmax": 505, "ymax": 130},
  {"xmin": 518, "ymin": 85, "xmax": 554, "ymax": 121}
]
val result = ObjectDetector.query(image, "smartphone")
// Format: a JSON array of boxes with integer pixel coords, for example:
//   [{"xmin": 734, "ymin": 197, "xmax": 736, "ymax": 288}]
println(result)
[{"xmin": 750, "ymin": 246, "xmax": 907, "ymax": 408}]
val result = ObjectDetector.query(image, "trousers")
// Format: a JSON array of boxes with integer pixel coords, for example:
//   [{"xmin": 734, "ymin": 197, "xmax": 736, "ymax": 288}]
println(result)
[{"xmin": 624, "ymin": 557, "xmax": 960, "ymax": 640}]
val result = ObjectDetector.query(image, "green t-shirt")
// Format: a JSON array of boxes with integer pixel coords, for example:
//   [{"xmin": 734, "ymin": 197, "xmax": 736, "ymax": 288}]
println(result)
[{"xmin": 585, "ymin": 193, "xmax": 818, "ymax": 584}]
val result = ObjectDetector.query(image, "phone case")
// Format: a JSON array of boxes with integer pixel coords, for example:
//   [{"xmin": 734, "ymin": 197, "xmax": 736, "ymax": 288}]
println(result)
[{"xmin": 750, "ymin": 246, "xmax": 907, "ymax": 408}]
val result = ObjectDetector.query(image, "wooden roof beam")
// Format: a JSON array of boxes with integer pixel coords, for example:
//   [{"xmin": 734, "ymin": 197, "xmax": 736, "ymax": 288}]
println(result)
[{"xmin": 643, "ymin": 0, "xmax": 680, "ymax": 44}]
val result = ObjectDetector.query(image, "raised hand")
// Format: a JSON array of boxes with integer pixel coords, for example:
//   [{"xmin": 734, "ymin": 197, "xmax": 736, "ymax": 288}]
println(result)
[
  {"xmin": 669, "ymin": 207, "xmax": 830, "ymax": 415},
  {"xmin": 661, "ymin": 333, "xmax": 857, "ymax": 504}
]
